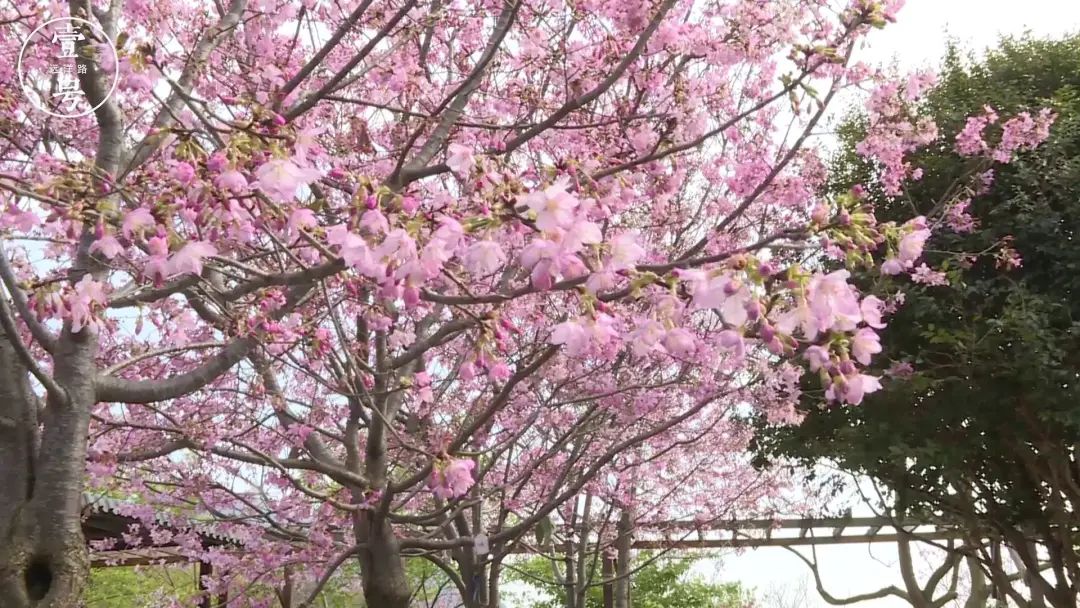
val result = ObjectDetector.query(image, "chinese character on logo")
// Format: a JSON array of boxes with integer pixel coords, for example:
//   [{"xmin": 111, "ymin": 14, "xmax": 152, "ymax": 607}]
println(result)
[
  {"xmin": 51, "ymin": 22, "xmax": 84, "ymax": 59},
  {"xmin": 53, "ymin": 70, "xmax": 82, "ymax": 112},
  {"xmin": 18, "ymin": 17, "xmax": 118, "ymax": 118}
]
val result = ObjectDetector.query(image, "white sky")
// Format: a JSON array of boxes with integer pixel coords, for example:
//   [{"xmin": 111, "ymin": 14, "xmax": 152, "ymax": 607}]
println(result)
[{"xmin": 703, "ymin": 2, "xmax": 1080, "ymax": 606}]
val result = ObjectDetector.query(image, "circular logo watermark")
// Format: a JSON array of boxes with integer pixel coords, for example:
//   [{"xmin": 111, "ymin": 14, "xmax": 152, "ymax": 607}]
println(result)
[{"xmin": 16, "ymin": 17, "xmax": 119, "ymax": 119}]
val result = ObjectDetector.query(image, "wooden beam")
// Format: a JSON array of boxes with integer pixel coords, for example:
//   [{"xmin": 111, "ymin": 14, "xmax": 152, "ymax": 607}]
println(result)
[
  {"xmin": 645, "ymin": 516, "xmax": 938, "ymax": 531},
  {"xmin": 626, "ymin": 532, "xmax": 959, "ymax": 550}
]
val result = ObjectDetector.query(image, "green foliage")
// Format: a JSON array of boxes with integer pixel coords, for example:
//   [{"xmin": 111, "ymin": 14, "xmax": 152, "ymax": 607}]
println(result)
[
  {"xmin": 504, "ymin": 553, "xmax": 748, "ymax": 608},
  {"xmin": 84, "ymin": 558, "xmax": 450, "ymax": 607},
  {"xmin": 753, "ymin": 33, "xmax": 1080, "ymax": 526},
  {"xmin": 84, "ymin": 566, "xmax": 198, "ymax": 607}
]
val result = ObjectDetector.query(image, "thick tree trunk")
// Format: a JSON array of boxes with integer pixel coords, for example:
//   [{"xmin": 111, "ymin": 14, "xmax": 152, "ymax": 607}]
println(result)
[
  {"xmin": 354, "ymin": 511, "xmax": 411, "ymax": 608},
  {"xmin": 487, "ymin": 558, "xmax": 502, "ymax": 608},
  {"xmin": 0, "ymin": 332, "xmax": 95, "ymax": 607}
]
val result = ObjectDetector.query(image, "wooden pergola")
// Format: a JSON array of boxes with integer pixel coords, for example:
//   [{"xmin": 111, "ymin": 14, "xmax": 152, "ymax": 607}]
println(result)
[
  {"xmin": 589, "ymin": 515, "xmax": 964, "ymax": 608},
  {"xmin": 633, "ymin": 514, "xmax": 960, "ymax": 549},
  {"xmin": 84, "ymin": 498, "xmax": 961, "ymax": 608},
  {"xmin": 82, "ymin": 495, "xmax": 239, "ymax": 608}
]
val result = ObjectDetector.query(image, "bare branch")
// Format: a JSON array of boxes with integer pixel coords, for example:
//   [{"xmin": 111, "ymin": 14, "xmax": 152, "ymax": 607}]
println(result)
[
  {"xmin": 121, "ymin": 0, "xmax": 249, "ymax": 176},
  {"xmin": 500, "ymin": 0, "xmax": 678, "ymax": 155},
  {"xmin": 285, "ymin": 0, "xmax": 420, "ymax": 120},
  {"xmin": 394, "ymin": 0, "xmax": 522, "ymax": 185},
  {"xmin": 277, "ymin": 0, "xmax": 376, "ymax": 103}
]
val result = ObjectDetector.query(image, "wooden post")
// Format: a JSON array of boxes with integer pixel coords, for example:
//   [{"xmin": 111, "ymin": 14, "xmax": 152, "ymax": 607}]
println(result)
[
  {"xmin": 602, "ymin": 557, "xmax": 614, "ymax": 608},
  {"xmin": 615, "ymin": 509, "xmax": 632, "ymax": 608},
  {"xmin": 198, "ymin": 560, "xmax": 212, "ymax": 608}
]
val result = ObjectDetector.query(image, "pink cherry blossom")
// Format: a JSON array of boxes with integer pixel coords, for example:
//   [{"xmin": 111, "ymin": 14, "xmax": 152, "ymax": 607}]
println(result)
[
  {"xmin": 143, "ymin": 236, "xmax": 171, "ymax": 282},
  {"xmin": 562, "ymin": 221, "xmax": 603, "ymax": 252},
  {"xmin": 898, "ymin": 227, "xmax": 931, "ymax": 264},
  {"xmin": 327, "ymin": 225, "xmax": 379, "ymax": 277},
  {"xmin": 911, "ymin": 263, "xmax": 949, "ymax": 286},
  {"xmin": 718, "ymin": 329, "xmax": 745, "ymax": 359},
  {"xmin": 5, "ymin": 208, "xmax": 39, "ymax": 232},
  {"xmin": 775, "ymin": 298, "xmax": 820, "ymax": 340},
  {"xmin": 206, "ymin": 151, "xmax": 228, "ymax": 173},
  {"xmin": 254, "ymin": 159, "xmax": 323, "ymax": 202},
  {"xmin": 487, "ymin": 361, "xmax": 512, "ymax": 382},
  {"xmin": 851, "ymin": 328, "xmax": 882, "ymax": 365},
  {"xmin": 121, "ymin": 70, "xmax": 155, "ymax": 92},
  {"xmin": 629, "ymin": 318, "xmax": 665, "ymax": 356},
  {"xmin": 520, "ymin": 178, "xmax": 580, "ymax": 231},
  {"xmin": 829, "ymin": 373, "xmax": 883, "ymax": 405},
  {"xmin": 955, "ymin": 108, "xmax": 996, "ymax": 156},
  {"xmin": 214, "ymin": 169, "xmax": 249, "ymax": 193},
  {"xmin": 661, "ymin": 328, "xmax": 697, "ymax": 357},
  {"xmin": 881, "ymin": 258, "xmax": 904, "ymax": 275},
  {"xmin": 287, "ymin": 208, "xmax": 317, "ymax": 235},
  {"xmin": 804, "ymin": 345, "xmax": 830, "ymax": 372},
  {"xmin": 68, "ymin": 276, "xmax": 108, "ymax": 334},
  {"xmin": 0, "ymin": 4, "xmax": 1051, "ymax": 605},
  {"xmin": 860, "ymin": 295, "xmax": 887, "ymax": 329},
  {"xmin": 445, "ymin": 143, "xmax": 475, "ymax": 176},
  {"xmin": 686, "ymin": 272, "xmax": 735, "ymax": 311},
  {"xmin": 580, "ymin": 271, "xmax": 613, "ymax": 296},
  {"xmin": 428, "ymin": 458, "xmax": 476, "ymax": 500},
  {"xmin": 171, "ymin": 162, "xmax": 196, "ymax": 185},
  {"xmin": 551, "ymin": 314, "xmax": 619, "ymax": 357},
  {"xmin": 720, "ymin": 285, "xmax": 752, "ymax": 327},
  {"xmin": 168, "ymin": 241, "xmax": 217, "ymax": 277},
  {"xmin": 608, "ymin": 232, "xmax": 646, "ymax": 271},
  {"xmin": 359, "ymin": 209, "xmax": 389, "ymax": 234},
  {"xmin": 89, "ymin": 234, "xmax": 123, "ymax": 259},
  {"xmin": 122, "ymin": 207, "xmax": 156, "ymax": 239},
  {"xmin": 807, "ymin": 270, "xmax": 862, "ymax": 333},
  {"xmin": 887, "ymin": 361, "xmax": 916, "ymax": 379},
  {"xmin": 462, "ymin": 240, "xmax": 506, "ymax": 275}
]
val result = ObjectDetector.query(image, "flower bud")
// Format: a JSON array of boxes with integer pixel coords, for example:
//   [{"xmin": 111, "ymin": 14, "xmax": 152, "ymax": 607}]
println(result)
[
  {"xmin": 759, "ymin": 322, "xmax": 774, "ymax": 342},
  {"xmin": 745, "ymin": 300, "xmax": 761, "ymax": 321}
]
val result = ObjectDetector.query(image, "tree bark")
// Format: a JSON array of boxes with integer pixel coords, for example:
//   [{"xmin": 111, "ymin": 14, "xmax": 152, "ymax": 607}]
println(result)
[
  {"xmin": 354, "ymin": 511, "xmax": 411, "ymax": 608},
  {"xmin": 0, "ymin": 330, "xmax": 96, "ymax": 607}
]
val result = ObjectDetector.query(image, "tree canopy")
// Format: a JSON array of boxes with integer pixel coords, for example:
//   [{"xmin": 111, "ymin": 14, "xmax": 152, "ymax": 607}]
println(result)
[{"xmin": 0, "ymin": 1, "xmax": 1051, "ymax": 607}]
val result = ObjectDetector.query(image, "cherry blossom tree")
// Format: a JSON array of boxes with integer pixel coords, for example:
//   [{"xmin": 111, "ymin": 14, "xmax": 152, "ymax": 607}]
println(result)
[{"xmin": 0, "ymin": 0, "xmax": 973, "ymax": 606}]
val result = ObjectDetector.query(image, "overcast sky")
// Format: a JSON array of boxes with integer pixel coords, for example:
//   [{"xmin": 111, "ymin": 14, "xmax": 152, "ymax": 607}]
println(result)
[{"xmin": 707, "ymin": 2, "xmax": 1080, "ymax": 606}]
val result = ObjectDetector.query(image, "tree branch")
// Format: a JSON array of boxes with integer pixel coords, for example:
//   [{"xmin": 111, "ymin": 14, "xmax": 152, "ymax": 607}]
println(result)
[{"xmin": 0, "ymin": 240, "xmax": 57, "ymax": 351}]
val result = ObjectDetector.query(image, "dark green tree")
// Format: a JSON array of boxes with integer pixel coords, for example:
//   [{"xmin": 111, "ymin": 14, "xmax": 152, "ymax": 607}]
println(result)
[{"xmin": 753, "ymin": 34, "xmax": 1080, "ymax": 608}]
